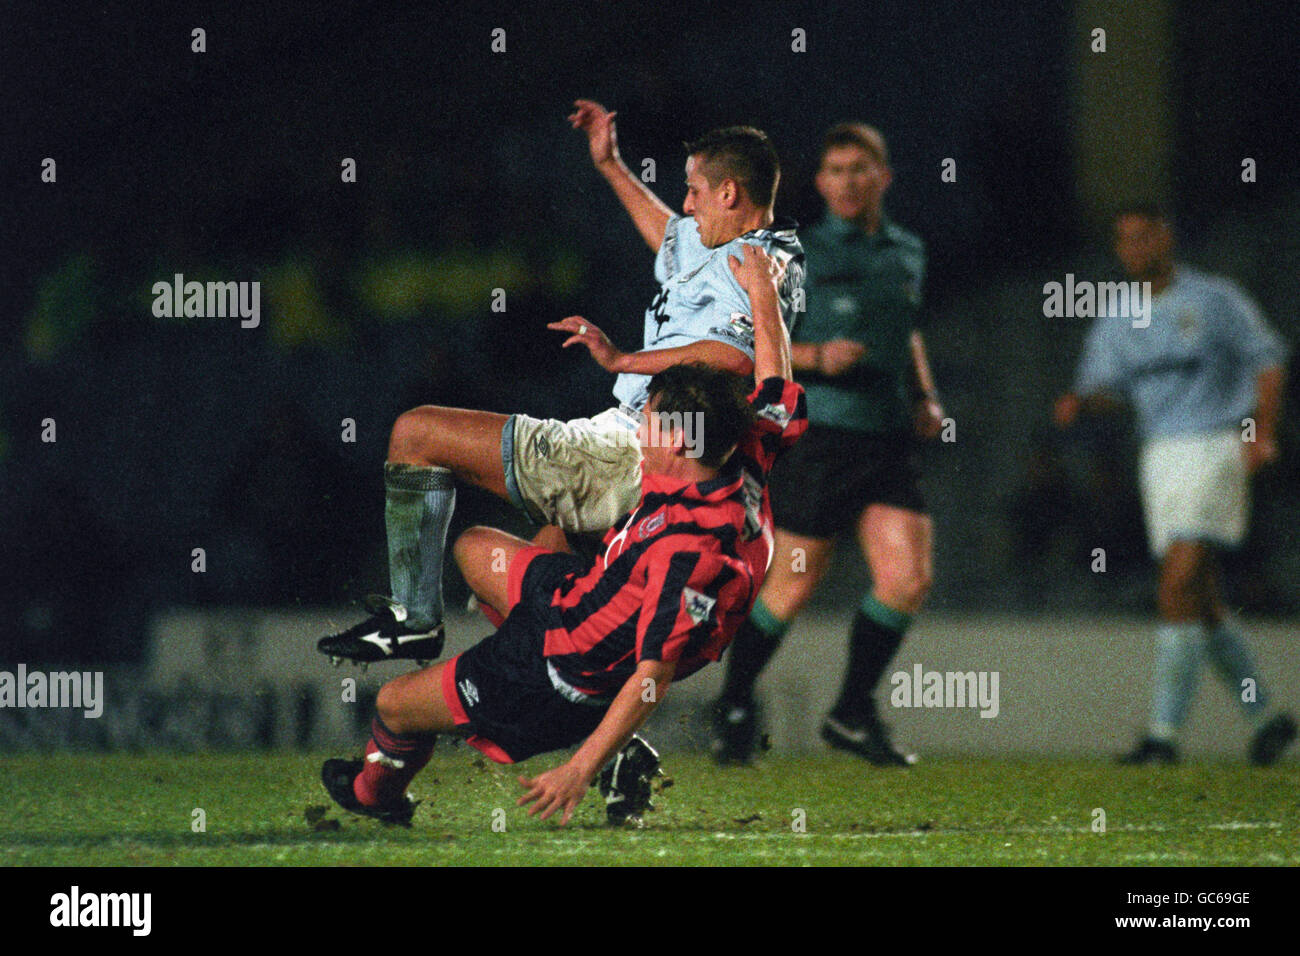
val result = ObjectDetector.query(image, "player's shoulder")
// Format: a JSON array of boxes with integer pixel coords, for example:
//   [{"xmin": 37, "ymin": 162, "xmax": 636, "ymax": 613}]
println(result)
[
  {"xmin": 668, "ymin": 214, "xmax": 706, "ymax": 253},
  {"xmin": 637, "ymin": 519, "xmax": 731, "ymax": 568},
  {"xmin": 883, "ymin": 217, "xmax": 925, "ymax": 254},
  {"xmin": 1177, "ymin": 264, "xmax": 1259, "ymax": 314},
  {"xmin": 732, "ymin": 217, "xmax": 803, "ymax": 255}
]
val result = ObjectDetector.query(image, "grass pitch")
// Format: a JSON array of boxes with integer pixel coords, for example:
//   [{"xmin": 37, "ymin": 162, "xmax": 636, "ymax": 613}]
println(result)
[{"xmin": 2, "ymin": 750, "xmax": 1297, "ymax": 866}]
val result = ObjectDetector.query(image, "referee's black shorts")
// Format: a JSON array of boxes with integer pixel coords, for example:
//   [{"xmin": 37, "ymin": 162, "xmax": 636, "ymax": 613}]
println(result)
[{"xmin": 767, "ymin": 424, "xmax": 927, "ymax": 539}]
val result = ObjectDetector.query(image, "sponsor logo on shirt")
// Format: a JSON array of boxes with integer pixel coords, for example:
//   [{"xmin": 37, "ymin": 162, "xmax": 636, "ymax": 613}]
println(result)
[{"xmin": 637, "ymin": 509, "xmax": 667, "ymax": 540}]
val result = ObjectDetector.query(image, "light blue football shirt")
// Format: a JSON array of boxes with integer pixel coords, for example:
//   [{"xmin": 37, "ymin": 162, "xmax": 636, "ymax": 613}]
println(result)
[
  {"xmin": 1073, "ymin": 264, "xmax": 1287, "ymax": 439},
  {"xmin": 612, "ymin": 214, "xmax": 805, "ymax": 411}
]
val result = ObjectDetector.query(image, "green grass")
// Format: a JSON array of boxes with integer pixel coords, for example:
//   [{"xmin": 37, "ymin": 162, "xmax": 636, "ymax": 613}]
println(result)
[{"xmin": 2, "ymin": 751, "xmax": 1297, "ymax": 865}]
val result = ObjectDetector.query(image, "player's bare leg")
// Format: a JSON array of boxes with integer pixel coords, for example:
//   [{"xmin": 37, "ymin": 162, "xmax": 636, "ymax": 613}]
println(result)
[
  {"xmin": 317, "ymin": 406, "xmax": 512, "ymax": 666},
  {"xmin": 1122, "ymin": 540, "xmax": 1210, "ymax": 764},
  {"xmin": 387, "ymin": 405, "xmax": 511, "ymax": 499},
  {"xmin": 822, "ymin": 504, "xmax": 931, "ymax": 764},
  {"xmin": 1194, "ymin": 548, "xmax": 1297, "ymax": 763},
  {"xmin": 860, "ymin": 504, "xmax": 933, "ymax": 616},
  {"xmin": 712, "ymin": 530, "xmax": 834, "ymax": 763},
  {"xmin": 453, "ymin": 526, "xmax": 536, "ymax": 620},
  {"xmin": 321, "ymin": 661, "xmax": 462, "ymax": 825}
]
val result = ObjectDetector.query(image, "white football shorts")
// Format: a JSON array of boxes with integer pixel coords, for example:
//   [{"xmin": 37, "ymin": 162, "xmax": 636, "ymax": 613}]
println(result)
[
  {"xmin": 502, "ymin": 406, "xmax": 643, "ymax": 534},
  {"xmin": 1138, "ymin": 428, "xmax": 1250, "ymax": 557}
]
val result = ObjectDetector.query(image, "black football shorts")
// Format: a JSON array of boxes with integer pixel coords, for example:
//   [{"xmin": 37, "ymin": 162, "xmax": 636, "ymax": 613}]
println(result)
[
  {"xmin": 443, "ymin": 550, "xmax": 609, "ymax": 763},
  {"xmin": 766, "ymin": 424, "xmax": 927, "ymax": 539}
]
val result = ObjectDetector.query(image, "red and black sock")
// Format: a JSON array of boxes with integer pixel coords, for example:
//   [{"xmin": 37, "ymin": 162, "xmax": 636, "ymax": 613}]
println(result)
[{"xmin": 353, "ymin": 715, "xmax": 436, "ymax": 807}]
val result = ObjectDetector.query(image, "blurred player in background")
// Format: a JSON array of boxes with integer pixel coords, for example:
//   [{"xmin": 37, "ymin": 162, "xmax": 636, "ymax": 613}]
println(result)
[
  {"xmin": 320, "ymin": 246, "xmax": 806, "ymax": 827},
  {"xmin": 712, "ymin": 122, "xmax": 943, "ymax": 766},
  {"xmin": 1055, "ymin": 203, "xmax": 1295, "ymax": 765},
  {"xmin": 316, "ymin": 101, "xmax": 803, "ymax": 666}
]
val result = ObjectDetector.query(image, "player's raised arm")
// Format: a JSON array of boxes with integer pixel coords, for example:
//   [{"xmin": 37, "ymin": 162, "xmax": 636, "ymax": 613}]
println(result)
[
  {"xmin": 516, "ymin": 657, "xmax": 675, "ymax": 825},
  {"xmin": 728, "ymin": 244, "xmax": 791, "ymax": 382},
  {"xmin": 569, "ymin": 99, "xmax": 673, "ymax": 253}
]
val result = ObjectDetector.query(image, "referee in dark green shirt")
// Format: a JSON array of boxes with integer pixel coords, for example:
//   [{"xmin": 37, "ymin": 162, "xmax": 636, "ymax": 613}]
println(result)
[{"xmin": 712, "ymin": 122, "xmax": 943, "ymax": 765}]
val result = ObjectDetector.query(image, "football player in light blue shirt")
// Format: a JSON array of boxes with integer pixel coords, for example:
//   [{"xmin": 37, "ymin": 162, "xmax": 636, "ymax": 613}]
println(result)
[
  {"xmin": 558, "ymin": 100, "xmax": 804, "ymax": 412},
  {"xmin": 1056, "ymin": 203, "xmax": 1294, "ymax": 765}
]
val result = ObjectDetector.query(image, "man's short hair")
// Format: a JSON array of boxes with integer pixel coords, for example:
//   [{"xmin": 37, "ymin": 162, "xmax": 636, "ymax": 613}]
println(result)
[
  {"xmin": 683, "ymin": 126, "xmax": 781, "ymax": 209},
  {"xmin": 821, "ymin": 122, "xmax": 889, "ymax": 167},
  {"xmin": 646, "ymin": 363, "xmax": 755, "ymax": 469},
  {"xmin": 1113, "ymin": 200, "xmax": 1171, "ymax": 227}
]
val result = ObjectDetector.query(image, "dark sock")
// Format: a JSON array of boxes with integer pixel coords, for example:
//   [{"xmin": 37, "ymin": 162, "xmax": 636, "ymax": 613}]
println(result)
[
  {"xmin": 831, "ymin": 596, "xmax": 910, "ymax": 724},
  {"xmin": 719, "ymin": 600, "xmax": 788, "ymax": 705},
  {"xmin": 353, "ymin": 715, "xmax": 437, "ymax": 807}
]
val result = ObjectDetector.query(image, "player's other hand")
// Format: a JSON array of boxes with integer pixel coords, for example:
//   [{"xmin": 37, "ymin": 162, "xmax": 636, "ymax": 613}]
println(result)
[
  {"xmin": 549, "ymin": 316, "xmax": 625, "ymax": 372},
  {"xmin": 1243, "ymin": 435, "xmax": 1279, "ymax": 475},
  {"xmin": 569, "ymin": 99, "xmax": 619, "ymax": 169},
  {"xmin": 1053, "ymin": 393, "xmax": 1081, "ymax": 428},
  {"xmin": 517, "ymin": 761, "xmax": 592, "ymax": 826},
  {"xmin": 816, "ymin": 338, "xmax": 867, "ymax": 377},
  {"xmin": 727, "ymin": 243, "xmax": 784, "ymax": 296},
  {"xmin": 914, "ymin": 395, "xmax": 945, "ymax": 440}
]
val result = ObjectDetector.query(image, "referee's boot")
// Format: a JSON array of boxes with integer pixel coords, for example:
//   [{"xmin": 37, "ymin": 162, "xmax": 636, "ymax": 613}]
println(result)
[
  {"xmin": 598, "ymin": 735, "xmax": 664, "ymax": 827},
  {"xmin": 320, "ymin": 757, "xmax": 417, "ymax": 826},
  {"xmin": 316, "ymin": 596, "xmax": 444, "ymax": 668},
  {"xmin": 1248, "ymin": 713, "xmax": 1297, "ymax": 766},
  {"xmin": 1116, "ymin": 736, "xmax": 1180, "ymax": 765},
  {"xmin": 821, "ymin": 705, "xmax": 916, "ymax": 767},
  {"xmin": 711, "ymin": 697, "xmax": 760, "ymax": 766}
]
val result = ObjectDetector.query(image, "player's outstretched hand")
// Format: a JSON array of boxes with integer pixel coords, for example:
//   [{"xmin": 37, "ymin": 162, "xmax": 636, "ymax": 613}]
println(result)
[
  {"xmin": 1243, "ymin": 436, "xmax": 1279, "ymax": 475},
  {"xmin": 1053, "ymin": 393, "xmax": 1081, "ymax": 428},
  {"xmin": 727, "ymin": 243, "xmax": 784, "ymax": 296},
  {"xmin": 548, "ymin": 315, "xmax": 625, "ymax": 372},
  {"xmin": 817, "ymin": 338, "xmax": 868, "ymax": 377},
  {"xmin": 914, "ymin": 394, "xmax": 945, "ymax": 440},
  {"xmin": 517, "ymin": 762, "xmax": 591, "ymax": 826},
  {"xmin": 568, "ymin": 99, "xmax": 619, "ymax": 169}
]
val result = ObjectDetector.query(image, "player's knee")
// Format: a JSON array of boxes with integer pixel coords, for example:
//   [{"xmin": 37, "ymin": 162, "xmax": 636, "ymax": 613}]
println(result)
[
  {"xmin": 388, "ymin": 406, "xmax": 440, "ymax": 463},
  {"xmin": 375, "ymin": 679, "xmax": 407, "ymax": 729},
  {"xmin": 452, "ymin": 526, "xmax": 491, "ymax": 576},
  {"xmin": 877, "ymin": 565, "xmax": 931, "ymax": 613},
  {"xmin": 1157, "ymin": 573, "xmax": 1199, "ymax": 619}
]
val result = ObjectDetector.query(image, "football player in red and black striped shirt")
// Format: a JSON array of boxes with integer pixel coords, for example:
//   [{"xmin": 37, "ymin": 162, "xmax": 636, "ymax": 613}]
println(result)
[{"xmin": 321, "ymin": 246, "xmax": 805, "ymax": 826}]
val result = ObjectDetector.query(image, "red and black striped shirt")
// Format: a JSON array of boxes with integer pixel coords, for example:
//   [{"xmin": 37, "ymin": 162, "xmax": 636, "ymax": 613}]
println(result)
[{"xmin": 536, "ymin": 377, "xmax": 807, "ymax": 697}]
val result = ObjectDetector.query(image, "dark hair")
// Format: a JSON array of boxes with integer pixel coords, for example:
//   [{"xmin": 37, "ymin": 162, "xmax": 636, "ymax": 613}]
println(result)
[
  {"xmin": 683, "ymin": 126, "xmax": 781, "ymax": 209},
  {"xmin": 645, "ymin": 363, "xmax": 755, "ymax": 469},
  {"xmin": 1113, "ymin": 200, "xmax": 1171, "ymax": 226},
  {"xmin": 820, "ymin": 122, "xmax": 889, "ymax": 167}
]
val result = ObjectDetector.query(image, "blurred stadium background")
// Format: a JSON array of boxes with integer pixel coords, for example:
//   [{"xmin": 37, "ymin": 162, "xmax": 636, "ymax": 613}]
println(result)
[{"xmin": 5, "ymin": 1, "xmax": 1299, "ymax": 758}]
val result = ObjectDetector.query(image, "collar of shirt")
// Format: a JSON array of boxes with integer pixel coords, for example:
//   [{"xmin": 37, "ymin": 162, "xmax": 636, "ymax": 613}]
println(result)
[
  {"xmin": 820, "ymin": 211, "xmax": 901, "ymax": 246},
  {"xmin": 637, "ymin": 459, "xmax": 743, "ymax": 504}
]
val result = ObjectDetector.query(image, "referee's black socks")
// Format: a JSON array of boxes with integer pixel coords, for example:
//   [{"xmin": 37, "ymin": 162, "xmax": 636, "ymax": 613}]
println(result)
[
  {"xmin": 719, "ymin": 600, "xmax": 789, "ymax": 705},
  {"xmin": 831, "ymin": 595, "xmax": 910, "ymax": 725}
]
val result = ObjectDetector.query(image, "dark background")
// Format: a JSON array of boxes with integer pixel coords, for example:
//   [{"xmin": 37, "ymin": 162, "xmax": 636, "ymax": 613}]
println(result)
[{"xmin": 5, "ymin": 0, "xmax": 1299, "ymax": 663}]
